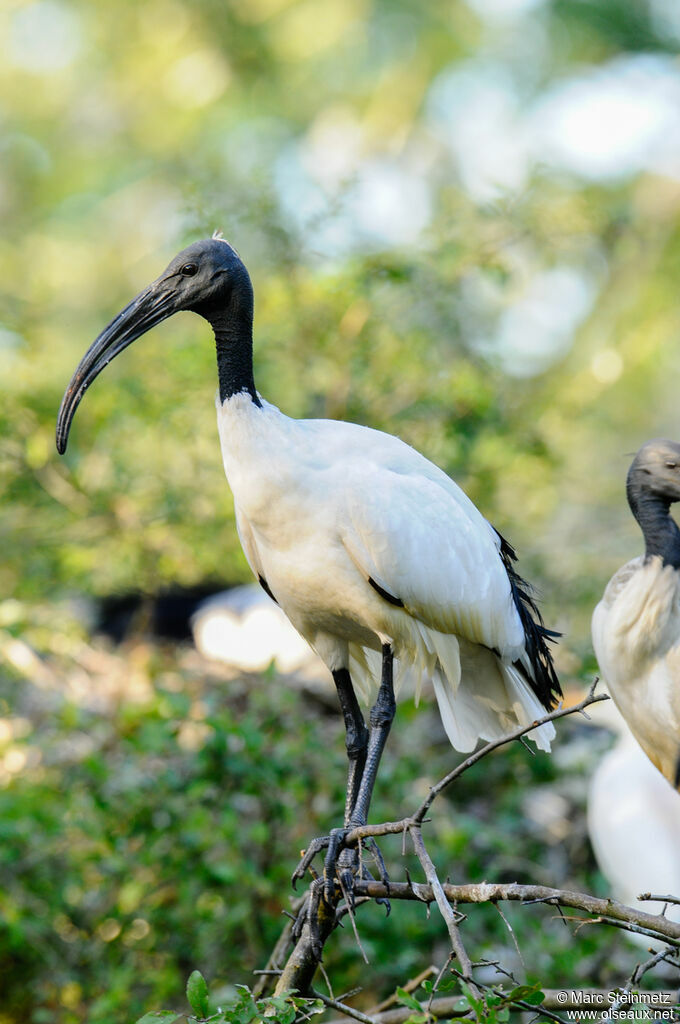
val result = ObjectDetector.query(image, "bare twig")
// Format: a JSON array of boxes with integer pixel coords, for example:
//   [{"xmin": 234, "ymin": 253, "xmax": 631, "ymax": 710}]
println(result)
[
  {"xmin": 311, "ymin": 990, "xmax": 380, "ymax": 1024},
  {"xmin": 338, "ymin": 874, "xmax": 369, "ymax": 964},
  {"xmin": 351, "ymin": 879, "xmax": 680, "ymax": 947},
  {"xmin": 253, "ymin": 897, "xmax": 304, "ymax": 997},
  {"xmin": 368, "ymin": 966, "xmax": 439, "ymax": 1015},
  {"xmin": 426, "ymin": 956, "xmax": 454, "ymax": 1014},
  {"xmin": 630, "ymin": 946, "xmax": 679, "ymax": 987},
  {"xmin": 325, "ymin": 995, "xmax": 470, "ymax": 1024},
  {"xmin": 324, "ymin": 989, "xmax": 665, "ymax": 1024},
  {"xmin": 638, "ymin": 892, "xmax": 680, "ymax": 907},
  {"xmin": 493, "ymin": 902, "xmax": 525, "ymax": 972},
  {"xmin": 409, "ymin": 825, "xmax": 475, "ymax": 987},
  {"xmin": 412, "ymin": 682, "xmax": 607, "ymax": 825}
]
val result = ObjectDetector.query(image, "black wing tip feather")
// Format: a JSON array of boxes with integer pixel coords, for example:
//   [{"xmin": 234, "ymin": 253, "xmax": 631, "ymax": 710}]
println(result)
[{"xmin": 495, "ymin": 528, "xmax": 563, "ymax": 711}]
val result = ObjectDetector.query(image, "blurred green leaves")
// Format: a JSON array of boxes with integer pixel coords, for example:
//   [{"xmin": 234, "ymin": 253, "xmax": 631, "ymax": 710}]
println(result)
[
  {"xmin": 3, "ymin": 0, "xmax": 680, "ymax": 1019},
  {"xmin": 1, "ymin": 0, "xmax": 680, "ymax": 674}
]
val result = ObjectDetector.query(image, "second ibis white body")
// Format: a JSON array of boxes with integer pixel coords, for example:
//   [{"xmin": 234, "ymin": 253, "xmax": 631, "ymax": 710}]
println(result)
[{"xmin": 593, "ymin": 554, "xmax": 680, "ymax": 784}]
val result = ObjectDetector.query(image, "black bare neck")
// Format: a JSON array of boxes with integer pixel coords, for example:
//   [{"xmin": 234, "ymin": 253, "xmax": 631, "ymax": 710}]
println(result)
[
  {"xmin": 627, "ymin": 481, "xmax": 680, "ymax": 569},
  {"xmin": 205, "ymin": 269, "xmax": 261, "ymax": 407}
]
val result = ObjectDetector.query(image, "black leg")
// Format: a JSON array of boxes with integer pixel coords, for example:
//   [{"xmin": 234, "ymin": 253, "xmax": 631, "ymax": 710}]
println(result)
[
  {"xmin": 293, "ymin": 644, "xmax": 396, "ymax": 910},
  {"xmin": 332, "ymin": 667, "xmax": 369, "ymax": 825},
  {"xmin": 291, "ymin": 664, "xmax": 368, "ymax": 889},
  {"xmin": 348, "ymin": 643, "xmax": 396, "ymax": 828}
]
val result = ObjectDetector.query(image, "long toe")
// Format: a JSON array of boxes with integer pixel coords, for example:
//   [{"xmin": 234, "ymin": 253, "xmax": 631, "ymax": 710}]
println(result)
[
  {"xmin": 336, "ymin": 845, "xmax": 359, "ymax": 909},
  {"xmin": 366, "ymin": 836, "xmax": 390, "ymax": 894},
  {"xmin": 322, "ymin": 827, "xmax": 349, "ymax": 904},
  {"xmin": 291, "ymin": 834, "xmax": 331, "ymax": 888},
  {"xmin": 359, "ymin": 845, "xmax": 391, "ymax": 915}
]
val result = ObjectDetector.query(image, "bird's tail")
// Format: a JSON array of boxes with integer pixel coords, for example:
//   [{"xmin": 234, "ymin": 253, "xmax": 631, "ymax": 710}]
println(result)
[
  {"xmin": 495, "ymin": 529, "xmax": 562, "ymax": 711},
  {"xmin": 431, "ymin": 641, "xmax": 556, "ymax": 753},
  {"xmin": 348, "ymin": 631, "xmax": 556, "ymax": 753}
]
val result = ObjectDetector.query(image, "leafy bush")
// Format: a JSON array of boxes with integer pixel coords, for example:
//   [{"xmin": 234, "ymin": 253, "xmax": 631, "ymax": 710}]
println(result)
[{"xmin": 0, "ymin": 613, "xmax": 624, "ymax": 1023}]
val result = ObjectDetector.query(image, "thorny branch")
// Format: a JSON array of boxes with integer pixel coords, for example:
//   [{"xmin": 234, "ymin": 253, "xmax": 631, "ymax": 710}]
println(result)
[
  {"xmin": 408, "ymin": 825, "xmax": 475, "ymax": 989},
  {"xmin": 350, "ymin": 880, "xmax": 680, "ymax": 946},
  {"xmin": 268, "ymin": 682, "xmax": 680, "ymax": 1003},
  {"xmin": 323, "ymin": 987, "xmax": 677, "ymax": 1024},
  {"xmin": 343, "ymin": 681, "xmax": 609, "ymax": 848}
]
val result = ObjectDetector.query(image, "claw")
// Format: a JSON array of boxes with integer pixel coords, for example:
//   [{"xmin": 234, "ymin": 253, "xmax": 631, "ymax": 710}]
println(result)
[
  {"xmin": 292, "ymin": 835, "xmax": 331, "ymax": 888},
  {"xmin": 365, "ymin": 836, "xmax": 389, "ymax": 890},
  {"xmin": 291, "ymin": 879, "xmax": 327, "ymax": 960},
  {"xmin": 337, "ymin": 846, "xmax": 358, "ymax": 911},
  {"xmin": 358, "ymin": 841, "xmax": 392, "ymax": 916},
  {"xmin": 294, "ymin": 826, "xmax": 390, "ymax": 917}
]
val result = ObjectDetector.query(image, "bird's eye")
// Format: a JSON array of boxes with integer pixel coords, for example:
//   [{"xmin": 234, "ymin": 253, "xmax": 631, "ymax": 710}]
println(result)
[{"xmin": 180, "ymin": 263, "xmax": 198, "ymax": 277}]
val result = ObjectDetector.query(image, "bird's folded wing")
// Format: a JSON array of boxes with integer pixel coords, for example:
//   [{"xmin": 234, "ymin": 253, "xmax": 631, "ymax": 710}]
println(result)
[
  {"xmin": 234, "ymin": 506, "xmax": 265, "ymax": 581},
  {"xmin": 341, "ymin": 467, "xmax": 524, "ymax": 658}
]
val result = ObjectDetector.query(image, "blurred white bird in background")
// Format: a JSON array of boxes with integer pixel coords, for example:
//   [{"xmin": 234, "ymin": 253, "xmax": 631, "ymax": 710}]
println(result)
[{"xmin": 587, "ymin": 698, "xmax": 680, "ymax": 943}]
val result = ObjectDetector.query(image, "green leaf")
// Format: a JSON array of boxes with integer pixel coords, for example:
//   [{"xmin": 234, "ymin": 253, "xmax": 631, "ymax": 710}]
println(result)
[
  {"xmin": 521, "ymin": 991, "xmax": 546, "ymax": 1006},
  {"xmin": 459, "ymin": 982, "xmax": 483, "ymax": 1015},
  {"xmin": 233, "ymin": 985, "xmax": 259, "ymax": 1023},
  {"xmin": 396, "ymin": 988, "xmax": 422, "ymax": 1011},
  {"xmin": 187, "ymin": 970, "xmax": 210, "ymax": 1019},
  {"xmin": 263, "ymin": 996, "xmax": 297, "ymax": 1024},
  {"xmin": 507, "ymin": 985, "xmax": 544, "ymax": 1006},
  {"xmin": 134, "ymin": 1014, "xmax": 182, "ymax": 1024}
]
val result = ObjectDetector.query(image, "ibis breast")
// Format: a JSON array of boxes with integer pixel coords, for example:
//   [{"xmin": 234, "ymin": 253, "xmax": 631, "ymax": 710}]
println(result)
[{"xmin": 592, "ymin": 555, "xmax": 680, "ymax": 786}]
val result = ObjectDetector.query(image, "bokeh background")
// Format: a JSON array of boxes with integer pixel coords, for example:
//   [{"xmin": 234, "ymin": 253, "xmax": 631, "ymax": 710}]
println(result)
[{"xmin": 2, "ymin": 0, "xmax": 680, "ymax": 1020}]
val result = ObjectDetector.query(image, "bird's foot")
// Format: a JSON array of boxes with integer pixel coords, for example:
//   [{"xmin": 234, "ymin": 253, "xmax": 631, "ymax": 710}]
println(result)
[
  {"xmin": 293, "ymin": 826, "xmax": 391, "ymax": 913},
  {"xmin": 291, "ymin": 834, "xmax": 331, "ymax": 889},
  {"xmin": 291, "ymin": 877, "xmax": 326, "ymax": 959}
]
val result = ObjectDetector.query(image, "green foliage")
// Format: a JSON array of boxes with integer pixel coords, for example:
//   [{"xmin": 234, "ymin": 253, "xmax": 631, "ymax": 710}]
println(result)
[
  {"xmin": 0, "ymin": 617, "xmax": 627, "ymax": 1021},
  {"xmin": 134, "ymin": 979, "xmax": 324, "ymax": 1024},
  {"xmin": 187, "ymin": 972, "xmax": 211, "ymax": 1019},
  {"xmin": 395, "ymin": 975, "xmax": 549, "ymax": 1024},
  {"xmin": 140, "ymin": 968, "xmax": 549, "ymax": 1024},
  {"xmin": 3, "ymin": 0, "xmax": 680, "ymax": 1019}
]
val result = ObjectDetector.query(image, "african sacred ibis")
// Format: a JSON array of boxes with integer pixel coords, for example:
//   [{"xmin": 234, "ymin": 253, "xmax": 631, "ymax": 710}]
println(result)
[
  {"xmin": 593, "ymin": 439, "xmax": 680, "ymax": 792},
  {"xmin": 587, "ymin": 700, "xmax": 680, "ymax": 942},
  {"xmin": 56, "ymin": 237, "xmax": 561, "ymax": 890}
]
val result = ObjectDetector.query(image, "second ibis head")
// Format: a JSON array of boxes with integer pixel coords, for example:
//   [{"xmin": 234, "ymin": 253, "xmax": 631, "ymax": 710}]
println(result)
[{"xmin": 627, "ymin": 439, "xmax": 680, "ymax": 506}]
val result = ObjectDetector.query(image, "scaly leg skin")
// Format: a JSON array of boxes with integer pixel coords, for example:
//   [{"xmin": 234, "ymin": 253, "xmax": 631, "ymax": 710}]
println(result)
[
  {"xmin": 291, "ymin": 666, "xmax": 368, "ymax": 889},
  {"xmin": 292, "ymin": 647, "xmax": 395, "ymax": 915},
  {"xmin": 322, "ymin": 644, "xmax": 396, "ymax": 903}
]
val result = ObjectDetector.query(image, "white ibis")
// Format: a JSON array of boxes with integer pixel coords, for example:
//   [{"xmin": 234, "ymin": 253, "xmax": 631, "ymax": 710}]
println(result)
[
  {"xmin": 592, "ymin": 439, "xmax": 680, "ymax": 791},
  {"xmin": 587, "ymin": 700, "xmax": 680, "ymax": 941},
  {"xmin": 56, "ymin": 236, "xmax": 561, "ymax": 894}
]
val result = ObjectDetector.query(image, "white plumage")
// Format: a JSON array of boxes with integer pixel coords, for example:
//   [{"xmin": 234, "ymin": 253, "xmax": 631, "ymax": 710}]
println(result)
[
  {"xmin": 588, "ymin": 701, "xmax": 680, "ymax": 938},
  {"xmin": 218, "ymin": 392, "xmax": 556, "ymax": 752},
  {"xmin": 592, "ymin": 439, "xmax": 680, "ymax": 790},
  {"xmin": 56, "ymin": 238, "xmax": 561, "ymax": 871},
  {"xmin": 592, "ymin": 557, "xmax": 680, "ymax": 784}
]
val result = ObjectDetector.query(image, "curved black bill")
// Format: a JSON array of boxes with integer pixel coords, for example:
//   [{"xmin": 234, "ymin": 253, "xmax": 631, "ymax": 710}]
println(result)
[{"xmin": 56, "ymin": 284, "xmax": 177, "ymax": 454}]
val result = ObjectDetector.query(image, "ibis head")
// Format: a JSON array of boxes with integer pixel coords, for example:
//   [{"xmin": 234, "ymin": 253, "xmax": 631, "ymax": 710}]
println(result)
[
  {"xmin": 56, "ymin": 237, "xmax": 253, "ymax": 454},
  {"xmin": 627, "ymin": 439, "xmax": 680, "ymax": 506}
]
